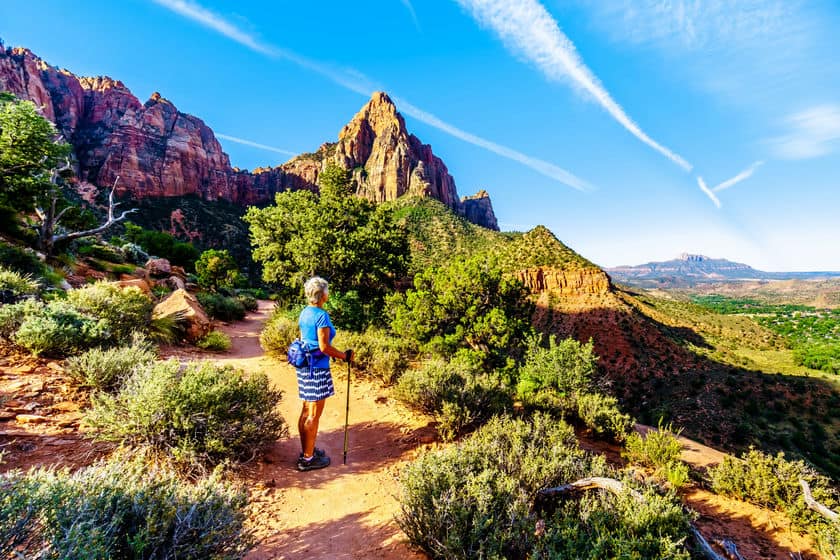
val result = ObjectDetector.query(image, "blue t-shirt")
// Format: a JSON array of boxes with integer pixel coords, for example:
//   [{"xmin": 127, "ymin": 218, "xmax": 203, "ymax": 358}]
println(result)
[{"xmin": 298, "ymin": 306, "xmax": 335, "ymax": 369}]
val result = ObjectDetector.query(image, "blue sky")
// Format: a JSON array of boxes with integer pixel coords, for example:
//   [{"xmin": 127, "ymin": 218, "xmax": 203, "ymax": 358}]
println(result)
[{"xmin": 2, "ymin": 0, "xmax": 839, "ymax": 270}]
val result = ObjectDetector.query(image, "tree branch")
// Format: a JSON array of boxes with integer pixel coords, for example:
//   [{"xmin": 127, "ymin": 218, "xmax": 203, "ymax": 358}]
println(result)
[
  {"xmin": 50, "ymin": 177, "xmax": 136, "ymax": 245},
  {"xmin": 799, "ymin": 479, "xmax": 839, "ymax": 522}
]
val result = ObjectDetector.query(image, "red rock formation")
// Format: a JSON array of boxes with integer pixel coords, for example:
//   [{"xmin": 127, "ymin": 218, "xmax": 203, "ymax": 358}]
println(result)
[
  {"xmin": 0, "ymin": 43, "xmax": 497, "ymax": 229},
  {"xmin": 514, "ymin": 267, "xmax": 612, "ymax": 295},
  {"xmin": 461, "ymin": 190, "xmax": 498, "ymax": 231},
  {"xmin": 334, "ymin": 92, "xmax": 462, "ymax": 211}
]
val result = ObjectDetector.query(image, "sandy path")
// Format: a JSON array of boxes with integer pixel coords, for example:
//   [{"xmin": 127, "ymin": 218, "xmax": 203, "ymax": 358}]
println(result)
[{"xmin": 202, "ymin": 301, "xmax": 430, "ymax": 560}]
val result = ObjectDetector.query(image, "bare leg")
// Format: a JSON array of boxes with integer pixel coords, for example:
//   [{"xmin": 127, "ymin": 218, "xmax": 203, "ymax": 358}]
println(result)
[{"xmin": 299, "ymin": 399, "xmax": 326, "ymax": 458}]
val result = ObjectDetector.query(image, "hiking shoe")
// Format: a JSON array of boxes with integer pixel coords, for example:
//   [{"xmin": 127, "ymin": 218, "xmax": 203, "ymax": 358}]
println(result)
[
  {"xmin": 297, "ymin": 454, "xmax": 330, "ymax": 472},
  {"xmin": 299, "ymin": 447, "xmax": 326, "ymax": 459}
]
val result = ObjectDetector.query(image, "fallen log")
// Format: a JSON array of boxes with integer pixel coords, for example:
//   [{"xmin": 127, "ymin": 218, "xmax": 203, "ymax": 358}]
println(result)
[{"xmin": 799, "ymin": 478, "xmax": 839, "ymax": 522}]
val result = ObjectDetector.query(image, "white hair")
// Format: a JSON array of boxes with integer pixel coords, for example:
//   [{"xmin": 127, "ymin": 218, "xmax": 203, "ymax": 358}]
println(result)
[{"xmin": 304, "ymin": 276, "xmax": 329, "ymax": 305}]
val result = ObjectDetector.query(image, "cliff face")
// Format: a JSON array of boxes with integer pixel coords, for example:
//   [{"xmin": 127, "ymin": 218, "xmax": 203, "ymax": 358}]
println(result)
[
  {"xmin": 334, "ymin": 92, "xmax": 461, "ymax": 211},
  {"xmin": 514, "ymin": 266, "xmax": 612, "ymax": 295},
  {"xmin": 0, "ymin": 44, "xmax": 498, "ymax": 229}
]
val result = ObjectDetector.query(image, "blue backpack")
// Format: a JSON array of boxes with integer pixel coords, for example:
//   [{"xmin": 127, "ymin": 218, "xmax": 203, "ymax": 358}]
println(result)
[{"xmin": 287, "ymin": 338, "xmax": 312, "ymax": 368}]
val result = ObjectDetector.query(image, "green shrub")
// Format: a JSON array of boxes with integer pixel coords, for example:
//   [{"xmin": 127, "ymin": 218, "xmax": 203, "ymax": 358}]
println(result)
[
  {"xmin": 623, "ymin": 423, "xmax": 684, "ymax": 469},
  {"xmin": 0, "ymin": 241, "xmax": 46, "ymax": 276},
  {"xmin": 0, "ymin": 298, "xmax": 44, "ymax": 339},
  {"xmin": 0, "ymin": 265, "xmax": 40, "ymax": 296},
  {"xmin": 123, "ymin": 222, "xmax": 200, "ymax": 270},
  {"xmin": 120, "ymin": 242, "xmax": 149, "ymax": 265},
  {"xmin": 65, "ymin": 335, "xmax": 157, "ymax": 392},
  {"xmin": 85, "ymin": 360, "xmax": 287, "ymax": 466},
  {"xmin": 76, "ymin": 242, "xmax": 125, "ymax": 263},
  {"xmin": 236, "ymin": 294, "xmax": 258, "ymax": 312},
  {"xmin": 0, "ymin": 451, "xmax": 252, "ymax": 559},
  {"xmin": 398, "ymin": 414, "xmax": 692, "ymax": 559},
  {"xmin": 196, "ymin": 249, "xmax": 242, "ymax": 292},
  {"xmin": 393, "ymin": 356, "xmax": 512, "ymax": 441},
  {"xmin": 532, "ymin": 489, "xmax": 692, "ymax": 560},
  {"xmin": 15, "ymin": 301, "xmax": 108, "ymax": 357},
  {"xmin": 517, "ymin": 336, "xmax": 597, "ymax": 407},
  {"xmin": 197, "ymin": 292, "xmax": 246, "ymax": 322},
  {"xmin": 575, "ymin": 392, "xmax": 634, "ymax": 440},
  {"xmin": 259, "ymin": 312, "xmax": 298, "ymax": 359},
  {"xmin": 389, "ymin": 255, "xmax": 533, "ymax": 370},
  {"xmin": 333, "ymin": 327, "xmax": 415, "ymax": 385},
  {"xmin": 66, "ymin": 282, "xmax": 153, "ymax": 342},
  {"xmin": 197, "ymin": 330, "xmax": 232, "ymax": 352}
]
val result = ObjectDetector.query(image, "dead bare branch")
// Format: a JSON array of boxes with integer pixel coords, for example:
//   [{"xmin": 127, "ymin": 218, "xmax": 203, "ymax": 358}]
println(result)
[{"xmin": 799, "ymin": 479, "xmax": 839, "ymax": 522}]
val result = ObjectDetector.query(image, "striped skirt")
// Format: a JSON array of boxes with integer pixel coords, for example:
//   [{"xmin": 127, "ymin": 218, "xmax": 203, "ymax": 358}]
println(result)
[{"xmin": 296, "ymin": 366, "xmax": 335, "ymax": 401}]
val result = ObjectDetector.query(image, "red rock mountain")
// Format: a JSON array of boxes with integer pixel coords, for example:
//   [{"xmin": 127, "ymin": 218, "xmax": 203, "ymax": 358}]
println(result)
[{"xmin": 0, "ymin": 43, "xmax": 497, "ymax": 229}]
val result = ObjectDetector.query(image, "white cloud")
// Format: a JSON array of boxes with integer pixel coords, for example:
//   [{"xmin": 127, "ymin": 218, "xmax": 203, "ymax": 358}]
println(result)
[
  {"xmin": 711, "ymin": 161, "xmax": 764, "ymax": 192},
  {"xmin": 151, "ymin": 0, "xmax": 591, "ymax": 192},
  {"xmin": 696, "ymin": 176, "xmax": 721, "ymax": 208},
  {"xmin": 771, "ymin": 105, "xmax": 840, "ymax": 160},
  {"xmin": 215, "ymin": 134, "xmax": 298, "ymax": 157},
  {"xmin": 455, "ymin": 0, "xmax": 692, "ymax": 171}
]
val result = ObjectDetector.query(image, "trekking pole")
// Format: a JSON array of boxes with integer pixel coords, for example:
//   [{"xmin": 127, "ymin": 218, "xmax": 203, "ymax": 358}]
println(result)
[{"xmin": 343, "ymin": 355, "xmax": 351, "ymax": 465}]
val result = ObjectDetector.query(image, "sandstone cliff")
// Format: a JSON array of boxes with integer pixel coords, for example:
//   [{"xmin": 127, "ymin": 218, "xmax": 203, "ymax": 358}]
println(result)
[
  {"xmin": 0, "ymin": 43, "xmax": 498, "ymax": 229},
  {"xmin": 514, "ymin": 266, "xmax": 612, "ymax": 295}
]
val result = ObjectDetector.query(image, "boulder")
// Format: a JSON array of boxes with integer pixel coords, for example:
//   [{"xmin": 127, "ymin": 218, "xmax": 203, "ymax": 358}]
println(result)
[
  {"xmin": 165, "ymin": 275, "xmax": 186, "ymax": 291},
  {"xmin": 152, "ymin": 288, "xmax": 210, "ymax": 342},
  {"xmin": 145, "ymin": 258, "xmax": 171, "ymax": 278},
  {"xmin": 112, "ymin": 278, "xmax": 152, "ymax": 296}
]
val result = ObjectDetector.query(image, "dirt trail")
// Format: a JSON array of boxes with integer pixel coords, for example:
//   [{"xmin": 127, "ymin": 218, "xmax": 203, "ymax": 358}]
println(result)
[{"xmin": 194, "ymin": 301, "xmax": 430, "ymax": 560}]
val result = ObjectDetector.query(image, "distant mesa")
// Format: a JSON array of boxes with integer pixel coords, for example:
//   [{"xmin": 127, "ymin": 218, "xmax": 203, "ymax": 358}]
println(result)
[
  {"xmin": 0, "ymin": 44, "xmax": 498, "ymax": 230},
  {"xmin": 607, "ymin": 254, "xmax": 840, "ymax": 287}
]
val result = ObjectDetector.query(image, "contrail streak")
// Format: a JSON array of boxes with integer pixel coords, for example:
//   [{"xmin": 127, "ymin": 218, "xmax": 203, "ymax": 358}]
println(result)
[
  {"xmin": 394, "ymin": 97, "xmax": 592, "ymax": 191},
  {"xmin": 399, "ymin": 0, "xmax": 422, "ymax": 31},
  {"xmin": 711, "ymin": 161, "xmax": 764, "ymax": 192},
  {"xmin": 215, "ymin": 134, "xmax": 298, "ymax": 157},
  {"xmin": 697, "ymin": 176, "xmax": 721, "ymax": 208},
  {"xmin": 455, "ymin": 0, "xmax": 692, "ymax": 172},
  {"xmin": 151, "ymin": 0, "xmax": 592, "ymax": 192}
]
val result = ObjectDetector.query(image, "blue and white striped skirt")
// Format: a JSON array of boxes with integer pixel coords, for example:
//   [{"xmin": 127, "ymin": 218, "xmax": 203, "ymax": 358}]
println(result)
[{"xmin": 296, "ymin": 366, "xmax": 335, "ymax": 402}]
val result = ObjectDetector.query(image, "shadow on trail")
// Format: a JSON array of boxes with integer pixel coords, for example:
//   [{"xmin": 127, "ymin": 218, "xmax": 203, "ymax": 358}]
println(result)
[
  {"xmin": 246, "ymin": 510, "xmax": 424, "ymax": 560},
  {"xmin": 245, "ymin": 420, "xmax": 436, "ymax": 492}
]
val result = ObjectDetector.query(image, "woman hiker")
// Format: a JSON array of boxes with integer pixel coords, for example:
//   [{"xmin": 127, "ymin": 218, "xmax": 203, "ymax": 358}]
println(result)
[{"xmin": 296, "ymin": 276, "xmax": 352, "ymax": 471}]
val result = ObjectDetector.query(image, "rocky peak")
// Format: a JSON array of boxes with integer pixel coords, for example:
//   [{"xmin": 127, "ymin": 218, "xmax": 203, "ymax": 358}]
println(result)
[
  {"xmin": 333, "ymin": 91, "xmax": 467, "ymax": 218},
  {"xmin": 461, "ymin": 190, "xmax": 498, "ymax": 230}
]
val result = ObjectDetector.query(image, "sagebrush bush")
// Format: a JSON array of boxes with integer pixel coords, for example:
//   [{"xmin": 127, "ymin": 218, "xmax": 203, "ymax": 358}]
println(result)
[
  {"xmin": 623, "ymin": 423, "xmax": 690, "ymax": 489},
  {"xmin": 0, "ymin": 451, "xmax": 253, "ymax": 559},
  {"xmin": 66, "ymin": 282, "xmax": 153, "ymax": 342},
  {"xmin": 198, "ymin": 330, "xmax": 232, "ymax": 352},
  {"xmin": 532, "ymin": 489, "xmax": 692, "ymax": 560},
  {"xmin": 398, "ymin": 414, "xmax": 692, "ymax": 560},
  {"xmin": 575, "ymin": 392, "xmax": 634, "ymax": 440},
  {"xmin": 0, "ymin": 298, "xmax": 43, "ymax": 339},
  {"xmin": 393, "ymin": 356, "xmax": 511, "ymax": 441},
  {"xmin": 120, "ymin": 242, "xmax": 149, "ymax": 265},
  {"xmin": 708, "ymin": 448, "xmax": 840, "ymax": 557},
  {"xmin": 236, "ymin": 294, "xmax": 258, "ymax": 312},
  {"xmin": 0, "ymin": 265, "xmax": 40, "ymax": 296},
  {"xmin": 197, "ymin": 292, "xmax": 246, "ymax": 322},
  {"xmin": 260, "ymin": 312, "xmax": 298, "ymax": 359},
  {"xmin": 85, "ymin": 360, "xmax": 287, "ymax": 466},
  {"xmin": 517, "ymin": 336, "xmax": 597, "ymax": 407},
  {"xmin": 15, "ymin": 301, "xmax": 108, "ymax": 357},
  {"xmin": 65, "ymin": 335, "xmax": 157, "ymax": 392},
  {"xmin": 333, "ymin": 327, "xmax": 415, "ymax": 384}
]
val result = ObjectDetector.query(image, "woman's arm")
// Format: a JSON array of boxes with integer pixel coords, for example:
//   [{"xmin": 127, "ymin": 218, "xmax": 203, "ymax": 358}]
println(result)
[{"xmin": 317, "ymin": 326, "xmax": 348, "ymax": 361}]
